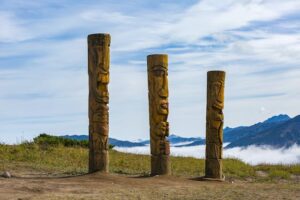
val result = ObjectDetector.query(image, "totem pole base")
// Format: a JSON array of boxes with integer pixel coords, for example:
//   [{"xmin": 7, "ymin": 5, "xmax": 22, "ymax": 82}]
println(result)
[
  {"xmin": 89, "ymin": 151, "xmax": 109, "ymax": 173},
  {"xmin": 151, "ymin": 155, "xmax": 170, "ymax": 176},
  {"xmin": 199, "ymin": 175, "xmax": 225, "ymax": 182}
]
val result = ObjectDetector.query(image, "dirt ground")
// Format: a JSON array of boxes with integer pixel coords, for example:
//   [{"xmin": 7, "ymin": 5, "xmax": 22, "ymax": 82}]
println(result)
[{"xmin": 0, "ymin": 172, "xmax": 299, "ymax": 200}]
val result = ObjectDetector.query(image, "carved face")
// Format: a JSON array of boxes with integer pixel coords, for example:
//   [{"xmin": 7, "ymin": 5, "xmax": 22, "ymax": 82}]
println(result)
[
  {"xmin": 95, "ymin": 67, "xmax": 109, "ymax": 103},
  {"xmin": 96, "ymin": 47, "xmax": 109, "ymax": 81},
  {"xmin": 154, "ymin": 121, "xmax": 169, "ymax": 138},
  {"xmin": 211, "ymin": 81, "xmax": 224, "ymax": 110},
  {"xmin": 152, "ymin": 65, "xmax": 169, "ymax": 115},
  {"xmin": 92, "ymin": 104, "xmax": 108, "ymax": 121},
  {"xmin": 209, "ymin": 80, "xmax": 224, "ymax": 130},
  {"xmin": 89, "ymin": 47, "xmax": 110, "ymax": 103}
]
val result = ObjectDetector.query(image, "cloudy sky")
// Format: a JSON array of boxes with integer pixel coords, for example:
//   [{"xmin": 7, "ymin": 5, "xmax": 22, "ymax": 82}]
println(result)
[{"xmin": 0, "ymin": 0, "xmax": 300, "ymax": 143}]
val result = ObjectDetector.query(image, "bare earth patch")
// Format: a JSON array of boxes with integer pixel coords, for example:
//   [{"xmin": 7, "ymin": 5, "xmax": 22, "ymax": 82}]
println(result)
[{"xmin": 0, "ymin": 173, "xmax": 299, "ymax": 200}]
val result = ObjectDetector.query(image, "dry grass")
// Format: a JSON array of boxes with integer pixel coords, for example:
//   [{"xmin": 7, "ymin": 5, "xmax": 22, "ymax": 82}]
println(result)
[{"xmin": 0, "ymin": 143, "xmax": 299, "ymax": 181}]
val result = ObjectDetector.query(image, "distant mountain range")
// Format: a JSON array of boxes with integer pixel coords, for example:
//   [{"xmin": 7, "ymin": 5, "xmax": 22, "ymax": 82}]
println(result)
[
  {"xmin": 62, "ymin": 114, "xmax": 300, "ymax": 149},
  {"xmin": 223, "ymin": 114, "xmax": 291, "ymax": 143},
  {"xmin": 226, "ymin": 114, "xmax": 300, "ymax": 148},
  {"xmin": 62, "ymin": 134, "xmax": 204, "ymax": 148}
]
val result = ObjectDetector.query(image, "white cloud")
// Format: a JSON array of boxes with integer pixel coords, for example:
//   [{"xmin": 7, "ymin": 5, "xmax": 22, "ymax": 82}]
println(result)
[
  {"xmin": 115, "ymin": 144, "xmax": 300, "ymax": 165},
  {"xmin": 0, "ymin": 12, "xmax": 30, "ymax": 42},
  {"xmin": 225, "ymin": 144, "xmax": 300, "ymax": 165}
]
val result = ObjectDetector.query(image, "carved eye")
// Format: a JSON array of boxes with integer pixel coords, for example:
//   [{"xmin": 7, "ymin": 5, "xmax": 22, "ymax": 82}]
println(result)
[{"xmin": 154, "ymin": 70, "xmax": 165, "ymax": 76}]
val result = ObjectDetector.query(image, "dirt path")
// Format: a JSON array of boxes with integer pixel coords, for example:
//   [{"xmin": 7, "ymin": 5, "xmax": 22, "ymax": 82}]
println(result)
[{"xmin": 0, "ymin": 173, "xmax": 299, "ymax": 200}]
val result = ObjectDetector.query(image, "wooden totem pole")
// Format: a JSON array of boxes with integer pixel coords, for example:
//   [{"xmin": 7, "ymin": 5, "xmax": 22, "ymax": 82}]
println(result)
[
  {"xmin": 147, "ymin": 54, "xmax": 170, "ymax": 175},
  {"xmin": 205, "ymin": 71, "xmax": 225, "ymax": 180},
  {"xmin": 88, "ymin": 33, "xmax": 110, "ymax": 173}
]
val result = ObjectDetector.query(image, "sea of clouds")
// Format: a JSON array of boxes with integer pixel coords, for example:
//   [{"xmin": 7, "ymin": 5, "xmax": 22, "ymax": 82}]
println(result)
[{"xmin": 115, "ymin": 144, "xmax": 300, "ymax": 165}]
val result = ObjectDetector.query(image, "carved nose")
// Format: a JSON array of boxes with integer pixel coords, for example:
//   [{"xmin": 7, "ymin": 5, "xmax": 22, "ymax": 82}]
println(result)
[
  {"xmin": 98, "ymin": 74, "xmax": 109, "ymax": 84},
  {"xmin": 159, "ymin": 88, "xmax": 168, "ymax": 97}
]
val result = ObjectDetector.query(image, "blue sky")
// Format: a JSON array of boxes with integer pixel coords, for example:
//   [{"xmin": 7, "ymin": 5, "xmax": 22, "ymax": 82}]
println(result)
[{"xmin": 0, "ymin": 0, "xmax": 300, "ymax": 144}]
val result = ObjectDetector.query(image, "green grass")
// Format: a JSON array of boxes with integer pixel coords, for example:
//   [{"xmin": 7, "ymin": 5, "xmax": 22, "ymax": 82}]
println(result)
[
  {"xmin": 254, "ymin": 164, "xmax": 300, "ymax": 175},
  {"xmin": 0, "ymin": 143, "xmax": 299, "ymax": 181},
  {"xmin": 0, "ymin": 143, "xmax": 88, "ymax": 175},
  {"xmin": 33, "ymin": 133, "xmax": 114, "ymax": 149},
  {"xmin": 268, "ymin": 170, "xmax": 291, "ymax": 179}
]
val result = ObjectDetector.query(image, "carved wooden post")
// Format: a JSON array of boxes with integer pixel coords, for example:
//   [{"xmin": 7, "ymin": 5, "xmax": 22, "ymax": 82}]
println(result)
[
  {"xmin": 88, "ymin": 33, "xmax": 110, "ymax": 173},
  {"xmin": 205, "ymin": 71, "xmax": 225, "ymax": 180},
  {"xmin": 147, "ymin": 54, "xmax": 170, "ymax": 175}
]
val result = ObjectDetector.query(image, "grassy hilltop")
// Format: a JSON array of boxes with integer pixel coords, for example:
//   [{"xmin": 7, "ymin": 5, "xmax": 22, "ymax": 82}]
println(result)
[{"xmin": 0, "ymin": 134, "xmax": 299, "ymax": 181}]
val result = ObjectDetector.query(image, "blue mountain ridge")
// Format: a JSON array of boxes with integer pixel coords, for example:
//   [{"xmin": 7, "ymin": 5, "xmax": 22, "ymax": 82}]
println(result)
[
  {"xmin": 62, "ymin": 114, "xmax": 299, "ymax": 148},
  {"xmin": 226, "ymin": 115, "xmax": 300, "ymax": 148},
  {"xmin": 223, "ymin": 114, "xmax": 291, "ymax": 143},
  {"xmin": 62, "ymin": 134, "xmax": 203, "ymax": 147}
]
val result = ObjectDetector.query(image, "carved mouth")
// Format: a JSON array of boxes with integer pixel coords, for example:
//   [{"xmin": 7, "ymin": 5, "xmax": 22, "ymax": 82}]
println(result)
[
  {"xmin": 159, "ymin": 100, "xmax": 168, "ymax": 111},
  {"xmin": 95, "ymin": 91, "xmax": 109, "ymax": 103},
  {"xmin": 160, "ymin": 103, "xmax": 168, "ymax": 110},
  {"xmin": 99, "ymin": 71, "xmax": 108, "ymax": 75}
]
